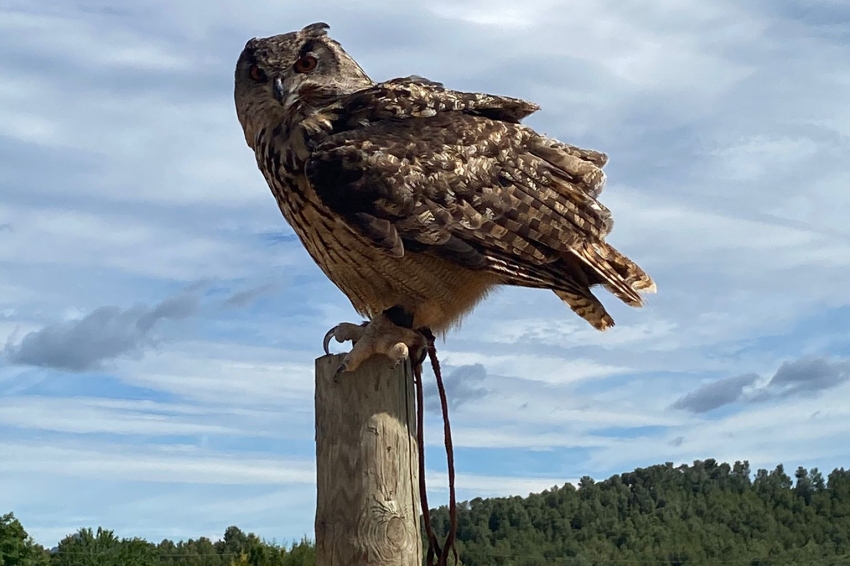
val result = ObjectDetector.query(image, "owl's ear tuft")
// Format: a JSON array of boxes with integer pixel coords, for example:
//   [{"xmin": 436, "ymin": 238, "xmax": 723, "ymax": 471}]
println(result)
[{"xmin": 301, "ymin": 22, "xmax": 330, "ymax": 37}]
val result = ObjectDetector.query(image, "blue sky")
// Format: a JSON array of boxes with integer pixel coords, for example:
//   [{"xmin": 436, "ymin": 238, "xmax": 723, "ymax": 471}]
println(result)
[{"xmin": 2, "ymin": 0, "xmax": 850, "ymax": 548}]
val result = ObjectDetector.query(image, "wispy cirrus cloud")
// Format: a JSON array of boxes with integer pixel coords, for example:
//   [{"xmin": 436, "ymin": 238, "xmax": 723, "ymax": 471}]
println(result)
[{"xmin": 222, "ymin": 282, "xmax": 280, "ymax": 308}]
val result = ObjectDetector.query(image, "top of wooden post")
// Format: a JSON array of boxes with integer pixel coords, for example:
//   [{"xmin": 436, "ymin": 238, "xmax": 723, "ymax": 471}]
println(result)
[{"xmin": 314, "ymin": 353, "xmax": 422, "ymax": 566}]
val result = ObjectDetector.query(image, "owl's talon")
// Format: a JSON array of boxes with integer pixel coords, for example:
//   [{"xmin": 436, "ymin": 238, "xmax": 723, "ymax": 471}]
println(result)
[
  {"xmin": 322, "ymin": 328, "xmax": 336, "ymax": 355},
  {"xmin": 322, "ymin": 321, "xmax": 368, "ymax": 355},
  {"xmin": 326, "ymin": 312, "xmax": 427, "ymax": 374}
]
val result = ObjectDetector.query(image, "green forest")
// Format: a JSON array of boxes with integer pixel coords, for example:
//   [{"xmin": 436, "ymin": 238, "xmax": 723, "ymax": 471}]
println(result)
[{"xmin": 3, "ymin": 459, "xmax": 850, "ymax": 566}]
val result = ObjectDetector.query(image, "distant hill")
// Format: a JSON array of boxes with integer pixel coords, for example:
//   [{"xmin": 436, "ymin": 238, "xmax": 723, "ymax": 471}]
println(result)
[
  {"xmin": 428, "ymin": 459, "xmax": 850, "ymax": 565},
  {"xmin": 3, "ymin": 459, "xmax": 850, "ymax": 565}
]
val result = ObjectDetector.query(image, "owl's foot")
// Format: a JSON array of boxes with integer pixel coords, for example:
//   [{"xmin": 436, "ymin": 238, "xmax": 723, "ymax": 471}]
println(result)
[{"xmin": 323, "ymin": 312, "xmax": 427, "ymax": 375}]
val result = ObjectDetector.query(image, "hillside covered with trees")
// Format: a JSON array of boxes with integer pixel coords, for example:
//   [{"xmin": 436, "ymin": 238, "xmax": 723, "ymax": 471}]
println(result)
[
  {"xmin": 429, "ymin": 459, "xmax": 850, "ymax": 565},
  {"xmin": 3, "ymin": 460, "xmax": 850, "ymax": 565}
]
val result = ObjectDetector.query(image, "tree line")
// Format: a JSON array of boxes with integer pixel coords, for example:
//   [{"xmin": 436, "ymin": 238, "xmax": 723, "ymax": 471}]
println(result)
[
  {"xmin": 0, "ymin": 519, "xmax": 314, "ymax": 566},
  {"xmin": 3, "ymin": 459, "xmax": 850, "ymax": 565},
  {"xmin": 429, "ymin": 459, "xmax": 850, "ymax": 565}
]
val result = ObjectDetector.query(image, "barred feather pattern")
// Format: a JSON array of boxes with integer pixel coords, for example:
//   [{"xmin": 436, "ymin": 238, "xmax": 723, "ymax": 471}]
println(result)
[{"xmin": 235, "ymin": 28, "xmax": 655, "ymax": 332}]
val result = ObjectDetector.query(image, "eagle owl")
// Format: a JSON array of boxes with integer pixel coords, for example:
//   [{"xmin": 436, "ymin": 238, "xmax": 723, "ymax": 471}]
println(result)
[{"xmin": 234, "ymin": 22, "xmax": 655, "ymax": 372}]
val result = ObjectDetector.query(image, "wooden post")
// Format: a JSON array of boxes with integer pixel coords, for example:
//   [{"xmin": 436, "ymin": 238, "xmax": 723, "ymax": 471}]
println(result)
[{"xmin": 314, "ymin": 353, "xmax": 422, "ymax": 565}]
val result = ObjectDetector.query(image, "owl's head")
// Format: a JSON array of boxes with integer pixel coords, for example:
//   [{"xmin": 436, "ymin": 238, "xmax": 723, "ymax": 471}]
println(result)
[{"xmin": 234, "ymin": 22, "xmax": 373, "ymax": 148}]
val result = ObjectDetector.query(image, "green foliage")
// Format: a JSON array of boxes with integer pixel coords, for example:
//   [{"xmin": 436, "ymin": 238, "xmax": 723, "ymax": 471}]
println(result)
[
  {"xmin": 428, "ymin": 460, "xmax": 850, "ymax": 565},
  {"xmin": 5, "ymin": 460, "xmax": 850, "ymax": 565},
  {"xmin": 51, "ymin": 527, "xmax": 159, "ymax": 566},
  {"xmin": 41, "ymin": 525, "xmax": 314, "ymax": 566},
  {"xmin": 0, "ymin": 513, "xmax": 49, "ymax": 566}
]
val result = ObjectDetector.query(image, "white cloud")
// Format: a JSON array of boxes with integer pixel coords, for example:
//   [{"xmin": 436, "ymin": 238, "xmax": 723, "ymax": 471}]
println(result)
[
  {"xmin": 430, "ymin": 1, "xmax": 541, "ymax": 29},
  {"xmin": 0, "ymin": 9, "xmax": 192, "ymax": 71},
  {"xmin": 702, "ymin": 134, "xmax": 822, "ymax": 182},
  {"xmin": 0, "ymin": 441, "xmax": 316, "ymax": 485},
  {"xmin": 438, "ymin": 350, "xmax": 629, "ymax": 385},
  {"xmin": 428, "ymin": 472, "xmax": 577, "ymax": 499},
  {"xmin": 118, "ymin": 341, "xmax": 318, "ymax": 405},
  {"xmin": 0, "ymin": 205, "xmax": 269, "ymax": 280},
  {"xmin": 586, "ymin": 381, "xmax": 850, "ymax": 474},
  {"xmin": 0, "ymin": 396, "xmax": 270, "ymax": 437}
]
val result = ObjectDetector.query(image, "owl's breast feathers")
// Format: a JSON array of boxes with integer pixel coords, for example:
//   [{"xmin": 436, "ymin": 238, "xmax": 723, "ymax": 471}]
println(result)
[{"xmin": 261, "ymin": 77, "xmax": 655, "ymax": 331}]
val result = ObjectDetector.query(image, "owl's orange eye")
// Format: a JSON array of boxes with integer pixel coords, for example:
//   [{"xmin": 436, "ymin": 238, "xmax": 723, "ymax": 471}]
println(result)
[
  {"xmin": 293, "ymin": 55, "xmax": 318, "ymax": 73},
  {"xmin": 248, "ymin": 64, "xmax": 266, "ymax": 82}
]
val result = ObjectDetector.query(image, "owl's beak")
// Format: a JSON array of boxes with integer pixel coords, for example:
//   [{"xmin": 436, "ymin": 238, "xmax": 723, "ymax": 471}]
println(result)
[{"xmin": 273, "ymin": 77, "xmax": 287, "ymax": 104}]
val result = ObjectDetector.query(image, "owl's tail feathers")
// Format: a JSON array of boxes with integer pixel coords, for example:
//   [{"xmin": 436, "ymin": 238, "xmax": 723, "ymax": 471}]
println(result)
[
  {"xmin": 572, "ymin": 241, "xmax": 656, "ymax": 308},
  {"xmin": 554, "ymin": 289, "xmax": 615, "ymax": 331},
  {"xmin": 555, "ymin": 240, "xmax": 655, "ymax": 330}
]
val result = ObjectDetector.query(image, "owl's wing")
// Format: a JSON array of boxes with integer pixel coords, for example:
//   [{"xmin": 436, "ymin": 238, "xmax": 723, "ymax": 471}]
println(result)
[
  {"xmin": 327, "ymin": 77, "xmax": 543, "ymax": 126},
  {"xmin": 307, "ymin": 104, "xmax": 653, "ymax": 328}
]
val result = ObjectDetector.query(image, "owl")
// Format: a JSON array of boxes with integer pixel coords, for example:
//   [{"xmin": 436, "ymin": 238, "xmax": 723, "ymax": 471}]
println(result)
[{"xmin": 234, "ymin": 22, "xmax": 655, "ymax": 373}]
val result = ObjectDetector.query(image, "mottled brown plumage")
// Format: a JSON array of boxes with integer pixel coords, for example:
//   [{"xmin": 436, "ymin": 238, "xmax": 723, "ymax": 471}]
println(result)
[{"xmin": 234, "ymin": 22, "xmax": 655, "ymax": 366}]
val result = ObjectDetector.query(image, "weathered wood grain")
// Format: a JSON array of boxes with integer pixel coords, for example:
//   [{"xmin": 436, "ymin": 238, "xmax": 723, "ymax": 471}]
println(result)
[{"xmin": 315, "ymin": 353, "xmax": 422, "ymax": 566}]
